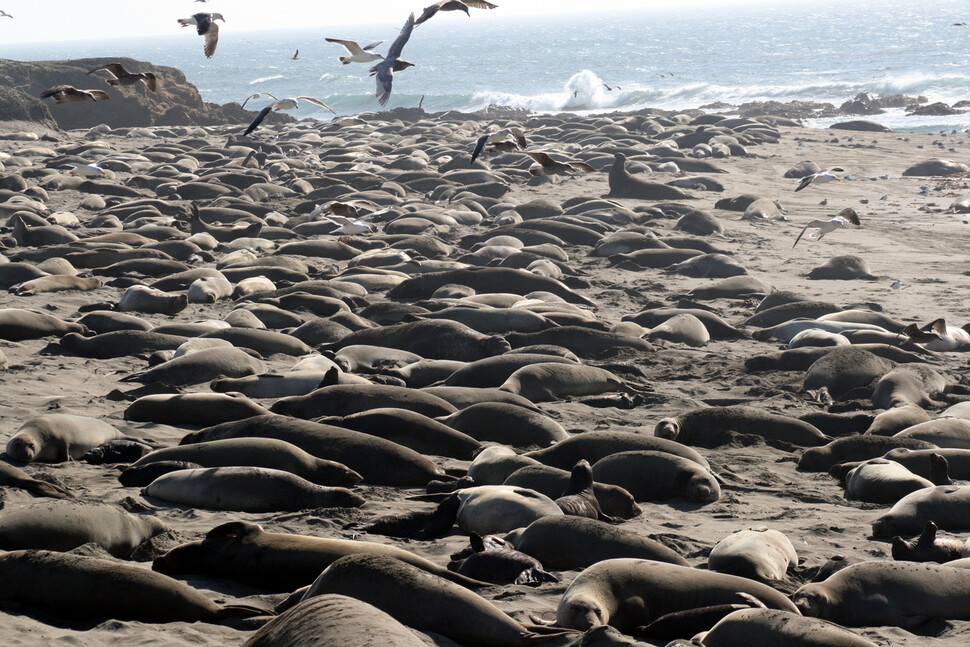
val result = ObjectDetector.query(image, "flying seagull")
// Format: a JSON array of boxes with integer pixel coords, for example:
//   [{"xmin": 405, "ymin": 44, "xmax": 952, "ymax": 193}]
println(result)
[
  {"xmin": 86, "ymin": 63, "xmax": 157, "ymax": 93},
  {"xmin": 324, "ymin": 214, "xmax": 379, "ymax": 236},
  {"xmin": 178, "ymin": 12, "xmax": 224, "ymax": 58},
  {"xmin": 370, "ymin": 13, "xmax": 415, "ymax": 107},
  {"xmin": 471, "ymin": 127, "xmax": 528, "ymax": 164},
  {"xmin": 0, "ymin": 10, "xmax": 12, "ymax": 18},
  {"xmin": 523, "ymin": 151, "xmax": 595, "ymax": 176},
  {"xmin": 325, "ymin": 38, "xmax": 386, "ymax": 64},
  {"xmin": 57, "ymin": 156, "xmax": 137, "ymax": 178},
  {"xmin": 311, "ymin": 199, "xmax": 385, "ymax": 220},
  {"xmin": 243, "ymin": 95, "xmax": 338, "ymax": 136},
  {"xmin": 292, "ymin": 49, "xmax": 299, "ymax": 60},
  {"xmin": 602, "ymin": 83, "xmax": 621, "ymax": 91},
  {"xmin": 40, "ymin": 85, "xmax": 110, "ymax": 104},
  {"xmin": 791, "ymin": 207, "xmax": 860, "ymax": 248},
  {"xmin": 795, "ymin": 167, "xmax": 845, "ymax": 191},
  {"xmin": 414, "ymin": 0, "xmax": 498, "ymax": 26}
]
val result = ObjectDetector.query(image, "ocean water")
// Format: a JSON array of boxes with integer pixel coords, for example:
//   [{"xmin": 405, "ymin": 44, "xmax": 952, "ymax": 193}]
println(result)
[{"xmin": 2, "ymin": 0, "xmax": 970, "ymax": 132}]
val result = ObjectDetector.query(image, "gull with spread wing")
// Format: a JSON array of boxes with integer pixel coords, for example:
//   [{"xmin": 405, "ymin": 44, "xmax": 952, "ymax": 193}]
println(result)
[
  {"xmin": 370, "ymin": 13, "xmax": 415, "ymax": 107},
  {"xmin": 792, "ymin": 208, "xmax": 860, "ymax": 248}
]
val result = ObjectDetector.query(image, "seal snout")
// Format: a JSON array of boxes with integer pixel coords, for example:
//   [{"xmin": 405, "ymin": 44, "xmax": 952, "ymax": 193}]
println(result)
[{"xmin": 654, "ymin": 419, "xmax": 679, "ymax": 440}]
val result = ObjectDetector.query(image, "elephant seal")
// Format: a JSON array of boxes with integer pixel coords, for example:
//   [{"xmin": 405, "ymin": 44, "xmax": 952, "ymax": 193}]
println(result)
[
  {"xmin": 438, "ymin": 402, "xmax": 568, "ymax": 447},
  {"xmin": 793, "ymin": 560, "xmax": 970, "ymax": 627},
  {"xmin": 504, "ymin": 462, "xmax": 641, "ymax": 520},
  {"xmin": 299, "ymin": 554, "xmax": 571, "ymax": 646},
  {"xmin": 745, "ymin": 343, "xmax": 928, "ymax": 373},
  {"xmin": 872, "ymin": 484, "xmax": 970, "ymax": 536},
  {"xmin": 0, "ymin": 500, "xmax": 167, "ymax": 557},
  {"xmin": 182, "ymin": 415, "xmax": 447, "ymax": 486},
  {"xmin": 0, "ymin": 461, "xmax": 74, "ymax": 498},
  {"xmin": 319, "ymin": 319, "xmax": 511, "ymax": 362},
  {"xmin": 507, "ymin": 516, "xmax": 688, "ymax": 569},
  {"xmin": 893, "ymin": 418, "xmax": 970, "ymax": 448},
  {"xmin": 592, "ymin": 451, "xmax": 720, "ymax": 503},
  {"xmin": 0, "ymin": 308, "xmax": 86, "ymax": 341},
  {"xmin": 807, "ymin": 255, "xmax": 876, "ymax": 281},
  {"xmin": 802, "ymin": 347, "xmax": 895, "ymax": 399},
  {"xmin": 645, "ymin": 313, "xmax": 709, "ymax": 347},
  {"xmin": 813, "ymin": 555, "xmax": 858, "ymax": 582},
  {"xmin": 142, "ymin": 466, "xmax": 365, "ymax": 512},
  {"xmin": 243, "ymin": 594, "xmax": 428, "ymax": 647},
  {"xmin": 788, "ymin": 328, "xmax": 850, "ymax": 348},
  {"xmin": 9, "ymin": 274, "xmax": 101, "ymax": 295},
  {"xmin": 352, "ymin": 495, "xmax": 462, "ymax": 540},
  {"xmin": 797, "ymin": 435, "xmax": 937, "ymax": 472},
  {"xmin": 59, "ymin": 330, "xmax": 189, "ymax": 359},
  {"xmin": 892, "ymin": 521, "xmax": 963, "ymax": 563},
  {"xmin": 388, "ymin": 266, "xmax": 596, "ymax": 307},
  {"xmin": 130, "ymin": 437, "xmax": 362, "ymax": 486},
  {"xmin": 83, "ymin": 439, "xmax": 154, "ymax": 464},
  {"xmin": 843, "ymin": 458, "xmax": 934, "ymax": 504},
  {"xmin": 864, "ymin": 404, "xmax": 931, "ymax": 436},
  {"xmin": 321, "ymin": 408, "xmax": 482, "ymax": 459},
  {"xmin": 448, "ymin": 532, "xmax": 559, "ymax": 586},
  {"xmin": 119, "ymin": 460, "xmax": 203, "ymax": 487},
  {"xmin": 504, "ymin": 326, "xmax": 656, "ymax": 358},
  {"xmin": 871, "ymin": 365, "xmax": 947, "ymax": 409},
  {"xmin": 882, "ymin": 447, "xmax": 970, "ymax": 482},
  {"xmin": 117, "ymin": 285, "xmax": 188, "ymax": 314},
  {"xmin": 707, "ymin": 528, "xmax": 797, "ymax": 581},
  {"xmin": 655, "ymin": 406, "xmax": 830, "ymax": 447},
  {"xmin": 607, "ymin": 153, "xmax": 694, "ymax": 200},
  {"xmin": 187, "ymin": 276, "xmax": 233, "ymax": 303},
  {"xmin": 698, "ymin": 608, "xmax": 878, "ymax": 647},
  {"xmin": 271, "ymin": 384, "xmax": 458, "ymax": 419},
  {"xmin": 153, "ymin": 520, "xmax": 487, "ymax": 591},
  {"xmin": 525, "ymin": 430, "xmax": 710, "ymax": 470},
  {"xmin": 121, "ymin": 347, "xmax": 267, "ymax": 386},
  {"xmin": 499, "ymin": 363, "xmax": 632, "ymax": 402},
  {"xmin": 124, "ymin": 393, "xmax": 272, "ymax": 427},
  {"xmin": 454, "ymin": 485, "xmax": 563, "ymax": 535},
  {"xmin": 441, "ymin": 354, "xmax": 577, "ymax": 389},
  {"xmin": 631, "ymin": 592, "xmax": 767, "ymax": 643},
  {"xmin": 556, "ymin": 558, "xmax": 798, "ymax": 632},
  {"xmin": 0, "ymin": 549, "xmax": 266, "ymax": 624},
  {"xmin": 6, "ymin": 414, "xmax": 125, "ymax": 463}
]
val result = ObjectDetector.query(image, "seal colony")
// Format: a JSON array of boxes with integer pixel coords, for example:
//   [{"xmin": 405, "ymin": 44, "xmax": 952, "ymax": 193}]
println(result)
[{"xmin": 1, "ymin": 71, "xmax": 970, "ymax": 647}]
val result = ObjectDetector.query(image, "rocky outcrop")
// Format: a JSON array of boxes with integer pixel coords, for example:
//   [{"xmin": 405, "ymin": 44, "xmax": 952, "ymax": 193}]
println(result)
[{"xmin": 0, "ymin": 57, "xmax": 293, "ymax": 131}]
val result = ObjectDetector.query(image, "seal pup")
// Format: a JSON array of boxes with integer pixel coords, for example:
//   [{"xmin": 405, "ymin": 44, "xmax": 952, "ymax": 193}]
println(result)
[
  {"xmin": 298, "ymin": 553, "xmax": 572, "ymax": 646},
  {"xmin": 607, "ymin": 153, "xmax": 693, "ymax": 200},
  {"xmin": 448, "ymin": 532, "xmax": 559, "ymax": 585},
  {"xmin": 698, "ymin": 608, "xmax": 878, "ymax": 647},
  {"xmin": 554, "ymin": 459, "xmax": 624, "ymax": 522},
  {"xmin": 793, "ymin": 560, "xmax": 970, "ymax": 627},
  {"xmin": 556, "ymin": 558, "xmax": 799, "ymax": 632},
  {"xmin": 631, "ymin": 593, "xmax": 767, "ymax": 643},
  {"xmin": 891, "ymin": 520, "xmax": 964, "ymax": 563},
  {"xmin": 522, "ymin": 151, "xmax": 595, "ymax": 176}
]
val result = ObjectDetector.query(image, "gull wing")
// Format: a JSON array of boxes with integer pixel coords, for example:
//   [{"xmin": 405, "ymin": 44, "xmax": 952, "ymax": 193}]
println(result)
[
  {"xmin": 837, "ymin": 207, "xmax": 860, "ymax": 226},
  {"xmin": 386, "ymin": 13, "xmax": 415, "ymax": 61},
  {"xmin": 325, "ymin": 215, "xmax": 355, "ymax": 226},
  {"xmin": 792, "ymin": 224, "xmax": 822, "ymax": 248},
  {"xmin": 244, "ymin": 105, "xmax": 273, "ymax": 136},
  {"xmin": 86, "ymin": 63, "xmax": 128, "ymax": 78},
  {"xmin": 415, "ymin": 2, "xmax": 445, "ymax": 26},
  {"xmin": 374, "ymin": 65, "xmax": 393, "ymax": 106},
  {"xmin": 362, "ymin": 40, "xmax": 386, "ymax": 52},
  {"xmin": 202, "ymin": 21, "xmax": 219, "ymax": 58},
  {"xmin": 794, "ymin": 175, "xmax": 814, "ymax": 192},
  {"xmin": 296, "ymin": 97, "xmax": 337, "ymax": 115},
  {"xmin": 326, "ymin": 38, "xmax": 366, "ymax": 55},
  {"xmin": 567, "ymin": 161, "xmax": 595, "ymax": 173},
  {"xmin": 89, "ymin": 90, "xmax": 111, "ymax": 101},
  {"xmin": 524, "ymin": 151, "xmax": 555, "ymax": 166},
  {"xmin": 470, "ymin": 134, "xmax": 490, "ymax": 165},
  {"xmin": 465, "ymin": 0, "xmax": 499, "ymax": 7}
]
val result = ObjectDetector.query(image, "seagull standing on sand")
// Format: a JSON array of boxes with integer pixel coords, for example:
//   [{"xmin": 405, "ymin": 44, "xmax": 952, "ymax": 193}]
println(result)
[
  {"xmin": 326, "ymin": 38, "xmax": 386, "ymax": 64},
  {"xmin": 39, "ymin": 85, "xmax": 110, "ymax": 104},
  {"xmin": 795, "ymin": 167, "xmax": 846, "ymax": 191},
  {"xmin": 178, "ymin": 12, "xmax": 224, "ymax": 58},
  {"xmin": 523, "ymin": 151, "xmax": 595, "ymax": 176},
  {"xmin": 414, "ymin": 0, "xmax": 498, "ymax": 26},
  {"xmin": 86, "ymin": 63, "xmax": 157, "ymax": 93},
  {"xmin": 791, "ymin": 207, "xmax": 860, "ymax": 248},
  {"xmin": 370, "ymin": 13, "xmax": 415, "ymax": 107},
  {"xmin": 243, "ymin": 95, "xmax": 338, "ymax": 136},
  {"xmin": 470, "ymin": 127, "xmax": 528, "ymax": 164}
]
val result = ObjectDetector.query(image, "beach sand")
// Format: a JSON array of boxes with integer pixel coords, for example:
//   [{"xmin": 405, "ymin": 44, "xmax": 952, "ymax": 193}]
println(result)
[{"xmin": 0, "ymin": 109, "xmax": 968, "ymax": 646}]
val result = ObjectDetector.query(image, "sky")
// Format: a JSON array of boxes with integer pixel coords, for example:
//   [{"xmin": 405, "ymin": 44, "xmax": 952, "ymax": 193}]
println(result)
[{"xmin": 0, "ymin": 0, "xmax": 785, "ymax": 45}]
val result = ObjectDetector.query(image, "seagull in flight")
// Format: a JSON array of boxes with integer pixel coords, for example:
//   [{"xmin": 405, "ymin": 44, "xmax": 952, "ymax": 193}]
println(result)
[
  {"xmin": 325, "ymin": 38, "xmax": 386, "ymax": 64},
  {"xmin": 40, "ymin": 85, "xmax": 110, "ymax": 104},
  {"xmin": 242, "ymin": 94, "xmax": 337, "ymax": 136},
  {"xmin": 414, "ymin": 0, "xmax": 498, "ymax": 26},
  {"xmin": 795, "ymin": 167, "xmax": 845, "ymax": 191},
  {"xmin": 0, "ymin": 10, "xmax": 12, "ymax": 18},
  {"xmin": 292, "ymin": 49, "xmax": 299, "ymax": 60},
  {"xmin": 86, "ymin": 63, "xmax": 157, "ymax": 93},
  {"xmin": 178, "ymin": 12, "xmax": 224, "ymax": 58},
  {"xmin": 523, "ymin": 152, "xmax": 595, "ymax": 176},
  {"xmin": 471, "ymin": 127, "xmax": 528, "ymax": 164},
  {"xmin": 311, "ymin": 199, "xmax": 386, "ymax": 220},
  {"xmin": 370, "ymin": 13, "xmax": 415, "ymax": 107},
  {"xmin": 325, "ymin": 214, "xmax": 379, "ymax": 236},
  {"xmin": 791, "ymin": 207, "xmax": 860, "ymax": 248}
]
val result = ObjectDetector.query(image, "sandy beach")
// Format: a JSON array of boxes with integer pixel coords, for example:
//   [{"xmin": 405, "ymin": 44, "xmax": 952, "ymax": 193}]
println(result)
[{"xmin": 1, "ymin": 104, "xmax": 969, "ymax": 647}]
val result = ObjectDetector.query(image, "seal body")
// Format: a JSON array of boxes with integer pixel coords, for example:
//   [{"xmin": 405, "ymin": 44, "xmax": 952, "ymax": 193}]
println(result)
[
  {"xmin": 708, "ymin": 528, "xmax": 797, "ymax": 580},
  {"xmin": 6, "ymin": 414, "xmax": 125, "ymax": 462}
]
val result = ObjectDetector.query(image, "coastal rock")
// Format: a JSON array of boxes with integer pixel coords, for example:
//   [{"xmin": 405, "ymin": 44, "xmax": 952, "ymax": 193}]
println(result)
[
  {"xmin": 906, "ymin": 102, "xmax": 965, "ymax": 116},
  {"xmin": 829, "ymin": 120, "xmax": 893, "ymax": 132}
]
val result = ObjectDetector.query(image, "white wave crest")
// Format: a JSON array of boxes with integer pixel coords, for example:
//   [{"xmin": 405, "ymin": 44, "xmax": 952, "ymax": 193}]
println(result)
[{"xmin": 248, "ymin": 74, "xmax": 284, "ymax": 85}]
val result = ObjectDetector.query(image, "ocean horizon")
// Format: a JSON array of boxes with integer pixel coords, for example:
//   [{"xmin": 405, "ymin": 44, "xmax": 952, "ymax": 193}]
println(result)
[{"xmin": 2, "ymin": 0, "xmax": 970, "ymax": 132}]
